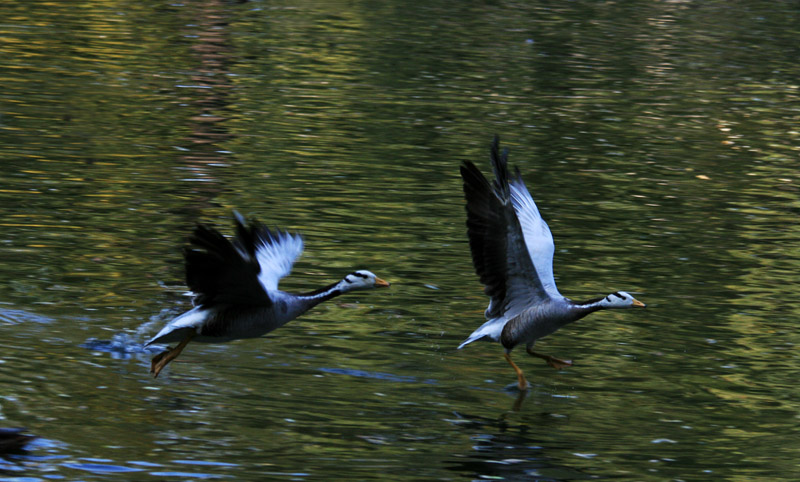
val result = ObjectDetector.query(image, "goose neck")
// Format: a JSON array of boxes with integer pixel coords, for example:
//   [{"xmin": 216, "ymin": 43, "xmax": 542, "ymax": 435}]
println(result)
[
  {"xmin": 569, "ymin": 297, "xmax": 606, "ymax": 319},
  {"xmin": 296, "ymin": 280, "xmax": 345, "ymax": 304}
]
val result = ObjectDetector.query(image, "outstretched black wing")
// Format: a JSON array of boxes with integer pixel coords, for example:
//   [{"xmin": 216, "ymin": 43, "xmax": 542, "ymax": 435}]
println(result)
[
  {"xmin": 184, "ymin": 222, "xmax": 272, "ymax": 307},
  {"xmin": 460, "ymin": 136, "xmax": 551, "ymax": 320}
]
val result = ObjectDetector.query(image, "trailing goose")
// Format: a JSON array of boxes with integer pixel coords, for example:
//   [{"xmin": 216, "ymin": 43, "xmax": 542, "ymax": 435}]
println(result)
[
  {"xmin": 459, "ymin": 136, "xmax": 645, "ymax": 390},
  {"xmin": 0, "ymin": 428, "xmax": 35, "ymax": 453},
  {"xmin": 146, "ymin": 212, "xmax": 390, "ymax": 378}
]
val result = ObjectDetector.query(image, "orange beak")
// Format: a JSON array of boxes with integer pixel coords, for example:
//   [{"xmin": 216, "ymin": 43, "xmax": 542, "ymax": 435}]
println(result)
[
  {"xmin": 375, "ymin": 277, "xmax": 391, "ymax": 288},
  {"xmin": 632, "ymin": 299, "xmax": 646, "ymax": 308}
]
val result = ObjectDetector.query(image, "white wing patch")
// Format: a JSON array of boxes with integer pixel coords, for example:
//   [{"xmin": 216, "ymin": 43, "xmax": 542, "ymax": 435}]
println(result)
[
  {"xmin": 509, "ymin": 178, "xmax": 561, "ymax": 299},
  {"xmin": 254, "ymin": 231, "xmax": 304, "ymax": 293}
]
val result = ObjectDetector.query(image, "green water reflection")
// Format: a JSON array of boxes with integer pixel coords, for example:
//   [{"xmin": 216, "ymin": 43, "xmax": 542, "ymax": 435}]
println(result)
[{"xmin": 1, "ymin": 0, "xmax": 799, "ymax": 480}]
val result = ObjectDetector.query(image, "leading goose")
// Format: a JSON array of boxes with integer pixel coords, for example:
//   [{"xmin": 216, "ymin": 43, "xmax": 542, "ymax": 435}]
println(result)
[
  {"xmin": 146, "ymin": 212, "xmax": 390, "ymax": 378},
  {"xmin": 459, "ymin": 136, "xmax": 645, "ymax": 390}
]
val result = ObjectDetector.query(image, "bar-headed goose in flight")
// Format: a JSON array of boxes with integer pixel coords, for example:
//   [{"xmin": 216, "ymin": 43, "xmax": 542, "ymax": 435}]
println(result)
[
  {"xmin": 459, "ymin": 136, "xmax": 645, "ymax": 390},
  {"xmin": 147, "ymin": 212, "xmax": 390, "ymax": 378}
]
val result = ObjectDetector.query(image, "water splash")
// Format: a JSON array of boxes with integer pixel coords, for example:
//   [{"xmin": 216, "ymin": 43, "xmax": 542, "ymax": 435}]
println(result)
[
  {"xmin": 80, "ymin": 308, "xmax": 177, "ymax": 358},
  {"xmin": 80, "ymin": 333, "xmax": 159, "ymax": 359},
  {"xmin": 135, "ymin": 307, "xmax": 176, "ymax": 341}
]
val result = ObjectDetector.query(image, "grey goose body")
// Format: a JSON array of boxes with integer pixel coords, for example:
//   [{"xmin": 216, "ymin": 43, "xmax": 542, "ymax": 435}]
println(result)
[
  {"xmin": 459, "ymin": 136, "xmax": 645, "ymax": 390},
  {"xmin": 146, "ymin": 212, "xmax": 389, "ymax": 378}
]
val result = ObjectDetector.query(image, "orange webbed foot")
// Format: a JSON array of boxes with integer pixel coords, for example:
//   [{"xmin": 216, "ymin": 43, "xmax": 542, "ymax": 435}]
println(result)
[
  {"xmin": 545, "ymin": 357, "xmax": 572, "ymax": 370},
  {"xmin": 527, "ymin": 348, "xmax": 572, "ymax": 370}
]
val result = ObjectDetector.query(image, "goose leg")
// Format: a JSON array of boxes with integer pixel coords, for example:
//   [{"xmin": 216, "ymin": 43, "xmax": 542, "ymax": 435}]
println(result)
[
  {"xmin": 150, "ymin": 332, "xmax": 194, "ymax": 378},
  {"xmin": 526, "ymin": 346, "xmax": 572, "ymax": 370},
  {"xmin": 504, "ymin": 352, "xmax": 530, "ymax": 391}
]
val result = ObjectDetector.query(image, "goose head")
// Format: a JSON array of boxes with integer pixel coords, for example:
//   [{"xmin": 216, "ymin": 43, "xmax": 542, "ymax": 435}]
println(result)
[
  {"xmin": 599, "ymin": 291, "xmax": 646, "ymax": 309},
  {"xmin": 340, "ymin": 270, "xmax": 390, "ymax": 292}
]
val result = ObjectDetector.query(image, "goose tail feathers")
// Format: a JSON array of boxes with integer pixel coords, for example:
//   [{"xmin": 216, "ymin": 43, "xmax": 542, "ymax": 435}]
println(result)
[{"xmin": 457, "ymin": 317, "xmax": 507, "ymax": 349}]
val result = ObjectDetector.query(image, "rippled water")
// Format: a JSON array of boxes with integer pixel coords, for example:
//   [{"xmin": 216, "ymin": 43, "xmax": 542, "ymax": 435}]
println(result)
[{"xmin": 1, "ymin": 1, "xmax": 799, "ymax": 480}]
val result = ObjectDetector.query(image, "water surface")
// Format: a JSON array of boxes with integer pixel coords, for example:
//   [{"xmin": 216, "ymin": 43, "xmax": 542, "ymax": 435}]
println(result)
[{"xmin": 1, "ymin": 1, "xmax": 799, "ymax": 480}]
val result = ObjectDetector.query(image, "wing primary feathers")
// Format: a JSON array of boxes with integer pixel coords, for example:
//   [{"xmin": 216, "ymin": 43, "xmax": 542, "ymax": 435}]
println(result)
[
  {"xmin": 461, "ymin": 135, "xmax": 555, "ymax": 321},
  {"xmin": 460, "ymin": 159, "xmax": 509, "ymax": 306},
  {"xmin": 183, "ymin": 218, "xmax": 272, "ymax": 307},
  {"xmin": 233, "ymin": 210, "xmax": 258, "ymax": 258},
  {"xmin": 227, "ymin": 211, "xmax": 305, "ymax": 294}
]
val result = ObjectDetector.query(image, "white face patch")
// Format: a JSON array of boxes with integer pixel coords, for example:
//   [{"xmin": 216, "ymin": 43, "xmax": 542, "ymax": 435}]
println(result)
[
  {"xmin": 602, "ymin": 291, "xmax": 636, "ymax": 308},
  {"xmin": 341, "ymin": 270, "xmax": 378, "ymax": 290}
]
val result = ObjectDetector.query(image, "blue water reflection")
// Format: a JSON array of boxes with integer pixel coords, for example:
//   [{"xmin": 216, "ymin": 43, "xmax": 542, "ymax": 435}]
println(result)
[
  {"xmin": 318, "ymin": 367, "xmax": 437, "ymax": 384},
  {"xmin": 0, "ymin": 310, "xmax": 54, "ymax": 325},
  {"xmin": 62, "ymin": 462, "xmax": 143, "ymax": 474}
]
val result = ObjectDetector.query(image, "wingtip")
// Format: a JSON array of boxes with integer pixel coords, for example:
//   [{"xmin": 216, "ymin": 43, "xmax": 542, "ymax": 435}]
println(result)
[
  {"xmin": 460, "ymin": 160, "xmax": 480, "ymax": 179},
  {"xmin": 489, "ymin": 135, "xmax": 511, "ymax": 197},
  {"xmin": 490, "ymin": 135, "xmax": 501, "ymax": 165}
]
